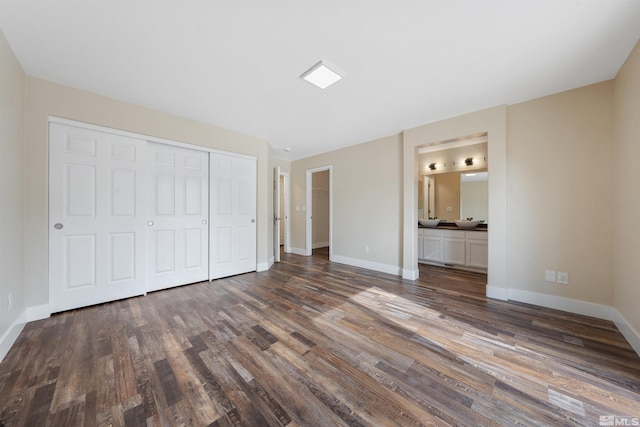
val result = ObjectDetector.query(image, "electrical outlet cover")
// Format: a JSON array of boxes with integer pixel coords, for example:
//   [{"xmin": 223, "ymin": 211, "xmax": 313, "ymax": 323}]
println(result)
[
  {"xmin": 557, "ymin": 272, "xmax": 569, "ymax": 284},
  {"xmin": 545, "ymin": 270, "xmax": 556, "ymax": 282}
]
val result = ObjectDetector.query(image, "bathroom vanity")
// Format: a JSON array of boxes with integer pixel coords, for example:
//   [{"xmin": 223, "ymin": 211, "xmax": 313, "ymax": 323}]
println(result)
[{"xmin": 418, "ymin": 224, "xmax": 488, "ymax": 272}]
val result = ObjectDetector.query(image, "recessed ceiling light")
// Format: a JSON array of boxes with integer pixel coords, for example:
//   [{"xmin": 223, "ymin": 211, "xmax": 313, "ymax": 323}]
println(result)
[{"xmin": 300, "ymin": 60, "xmax": 342, "ymax": 89}]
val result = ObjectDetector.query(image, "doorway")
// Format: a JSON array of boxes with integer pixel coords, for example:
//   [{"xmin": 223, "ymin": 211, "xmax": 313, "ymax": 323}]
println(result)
[
  {"xmin": 305, "ymin": 166, "xmax": 332, "ymax": 258},
  {"xmin": 273, "ymin": 168, "xmax": 290, "ymax": 262}
]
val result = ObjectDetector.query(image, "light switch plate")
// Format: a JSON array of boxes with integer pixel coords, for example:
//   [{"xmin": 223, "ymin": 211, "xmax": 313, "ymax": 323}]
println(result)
[{"xmin": 557, "ymin": 272, "xmax": 569, "ymax": 284}]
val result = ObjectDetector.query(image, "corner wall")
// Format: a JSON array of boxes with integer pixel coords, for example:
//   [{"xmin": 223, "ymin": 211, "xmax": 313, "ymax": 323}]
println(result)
[
  {"xmin": 507, "ymin": 81, "xmax": 614, "ymax": 305},
  {"xmin": 23, "ymin": 77, "xmax": 271, "ymax": 310},
  {"xmin": 613, "ymin": 39, "xmax": 640, "ymax": 336},
  {"xmin": 0, "ymin": 30, "xmax": 26, "ymax": 359}
]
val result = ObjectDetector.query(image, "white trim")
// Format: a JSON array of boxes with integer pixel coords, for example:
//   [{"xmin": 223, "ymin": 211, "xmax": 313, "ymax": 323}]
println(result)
[
  {"xmin": 26, "ymin": 303, "xmax": 52, "ymax": 322},
  {"xmin": 331, "ymin": 254, "xmax": 402, "ymax": 276},
  {"xmin": 612, "ymin": 311, "xmax": 640, "ymax": 357},
  {"xmin": 312, "ymin": 241, "xmax": 330, "ymax": 249},
  {"xmin": 257, "ymin": 261, "xmax": 270, "ymax": 272},
  {"xmin": 508, "ymin": 289, "xmax": 613, "ymax": 319},
  {"xmin": 486, "ymin": 285, "xmax": 509, "ymax": 301},
  {"xmin": 281, "ymin": 171, "xmax": 291, "ymax": 254},
  {"xmin": 290, "ymin": 247, "xmax": 307, "ymax": 256},
  {"xmin": 0, "ymin": 311, "xmax": 27, "ymax": 362},
  {"xmin": 505, "ymin": 288, "xmax": 640, "ymax": 356},
  {"xmin": 48, "ymin": 116, "xmax": 256, "ymax": 160},
  {"xmin": 402, "ymin": 269, "xmax": 419, "ymax": 280}
]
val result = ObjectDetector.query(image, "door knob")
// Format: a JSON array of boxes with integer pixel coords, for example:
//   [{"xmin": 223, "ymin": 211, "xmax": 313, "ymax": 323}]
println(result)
[
  {"xmin": 54, "ymin": 223, "xmax": 63, "ymax": 230},
  {"xmin": 202, "ymin": 220, "xmax": 207, "ymax": 225},
  {"xmin": 147, "ymin": 221, "xmax": 154, "ymax": 226},
  {"xmin": 251, "ymin": 219, "xmax": 255, "ymax": 223}
]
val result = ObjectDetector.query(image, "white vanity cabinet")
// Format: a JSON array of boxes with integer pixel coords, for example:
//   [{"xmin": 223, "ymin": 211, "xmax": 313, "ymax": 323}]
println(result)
[
  {"xmin": 418, "ymin": 228, "xmax": 487, "ymax": 271},
  {"xmin": 443, "ymin": 230, "xmax": 466, "ymax": 265},
  {"xmin": 422, "ymin": 229, "xmax": 444, "ymax": 263},
  {"xmin": 466, "ymin": 231, "xmax": 489, "ymax": 269}
]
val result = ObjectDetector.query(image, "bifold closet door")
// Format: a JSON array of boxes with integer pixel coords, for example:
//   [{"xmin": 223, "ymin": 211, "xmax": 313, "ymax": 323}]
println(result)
[
  {"xmin": 49, "ymin": 124, "xmax": 147, "ymax": 313},
  {"xmin": 210, "ymin": 153, "xmax": 257, "ymax": 279},
  {"xmin": 146, "ymin": 142, "xmax": 209, "ymax": 292}
]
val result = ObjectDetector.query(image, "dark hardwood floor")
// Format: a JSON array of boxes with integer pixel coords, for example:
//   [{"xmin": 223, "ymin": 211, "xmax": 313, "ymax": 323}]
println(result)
[{"xmin": 1, "ymin": 250, "xmax": 639, "ymax": 426}]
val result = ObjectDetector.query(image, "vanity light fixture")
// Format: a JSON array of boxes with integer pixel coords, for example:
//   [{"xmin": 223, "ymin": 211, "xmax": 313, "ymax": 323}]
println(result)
[
  {"xmin": 465, "ymin": 157, "xmax": 474, "ymax": 166},
  {"xmin": 300, "ymin": 60, "xmax": 343, "ymax": 89},
  {"xmin": 429, "ymin": 163, "xmax": 436, "ymax": 170}
]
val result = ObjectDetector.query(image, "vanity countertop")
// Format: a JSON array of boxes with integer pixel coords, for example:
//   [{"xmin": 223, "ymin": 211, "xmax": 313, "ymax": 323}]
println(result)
[{"xmin": 418, "ymin": 222, "xmax": 488, "ymax": 231}]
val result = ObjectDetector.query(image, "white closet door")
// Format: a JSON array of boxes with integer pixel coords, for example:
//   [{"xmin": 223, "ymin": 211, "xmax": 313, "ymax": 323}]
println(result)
[
  {"xmin": 210, "ymin": 153, "xmax": 257, "ymax": 279},
  {"xmin": 49, "ymin": 124, "xmax": 147, "ymax": 312},
  {"xmin": 146, "ymin": 142, "xmax": 209, "ymax": 292}
]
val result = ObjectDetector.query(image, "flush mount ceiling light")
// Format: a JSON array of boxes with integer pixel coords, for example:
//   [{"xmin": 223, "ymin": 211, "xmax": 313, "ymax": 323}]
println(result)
[{"xmin": 300, "ymin": 60, "xmax": 343, "ymax": 89}]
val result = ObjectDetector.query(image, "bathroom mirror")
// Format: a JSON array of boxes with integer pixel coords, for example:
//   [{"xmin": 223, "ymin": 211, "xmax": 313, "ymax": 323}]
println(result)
[{"xmin": 419, "ymin": 170, "xmax": 488, "ymax": 222}]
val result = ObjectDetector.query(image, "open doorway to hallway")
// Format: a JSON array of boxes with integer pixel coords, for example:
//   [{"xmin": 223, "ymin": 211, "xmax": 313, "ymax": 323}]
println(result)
[{"xmin": 306, "ymin": 166, "xmax": 331, "ymax": 260}]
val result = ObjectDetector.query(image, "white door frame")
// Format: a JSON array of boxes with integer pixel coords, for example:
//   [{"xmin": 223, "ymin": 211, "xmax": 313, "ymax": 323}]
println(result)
[
  {"xmin": 281, "ymin": 171, "xmax": 291, "ymax": 254},
  {"xmin": 273, "ymin": 166, "xmax": 281, "ymax": 263},
  {"xmin": 305, "ymin": 165, "xmax": 332, "ymax": 257}
]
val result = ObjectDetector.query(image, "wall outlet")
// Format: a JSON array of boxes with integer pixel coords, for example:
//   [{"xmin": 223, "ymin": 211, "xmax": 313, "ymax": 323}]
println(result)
[
  {"xmin": 7, "ymin": 293, "xmax": 12, "ymax": 311},
  {"xmin": 364, "ymin": 245, "xmax": 370, "ymax": 254},
  {"xmin": 545, "ymin": 270, "xmax": 556, "ymax": 282},
  {"xmin": 557, "ymin": 272, "xmax": 569, "ymax": 284}
]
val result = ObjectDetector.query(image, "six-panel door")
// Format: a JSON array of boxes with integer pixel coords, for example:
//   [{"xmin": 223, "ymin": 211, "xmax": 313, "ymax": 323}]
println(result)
[
  {"xmin": 50, "ymin": 122, "xmax": 257, "ymax": 312},
  {"xmin": 49, "ymin": 124, "xmax": 147, "ymax": 312}
]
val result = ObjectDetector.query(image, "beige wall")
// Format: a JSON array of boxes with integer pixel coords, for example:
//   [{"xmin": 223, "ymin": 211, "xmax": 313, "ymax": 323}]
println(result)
[
  {"xmin": 0, "ymin": 31, "xmax": 25, "ymax": 345},
  {"xmin": 434, "ymin": 172, "xmax": 460, "ymax": 220},
  {"xmin": 507, "ymin": 81, "xmax": 614, "ymax": 304},
  {"xmin": 23, "ymin": 77, "xmax": 272, "ymax": 308},
  {"xmin": 613, "ymin": 40, "xmax": 640, "ymax": 333},
  {"xmin": 291, "ymin": 134, "xmax": 403, "ymax": 270}
]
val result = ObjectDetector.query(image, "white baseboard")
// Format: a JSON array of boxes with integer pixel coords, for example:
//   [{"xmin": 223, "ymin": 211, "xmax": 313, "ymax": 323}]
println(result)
[
  {"xmin": 0, "ymin": 302, "xmax": 52, "ymax": 362},
  {"xmin": 312, "ymin": 241, "xmax": 329, "ymax": 249},
  {"xmin": 289, "ymin": 247, "xmax": 307, "ymax": 256},
  {"xmin": 256, "ymin": 260, "xmax": 270, "ymax": 272},
  {"xmin": 486, "ymin": 285, "xmax": 509, "ymax": 301},
  {"xmin": 27, "ymin": 303, "xmax": 51, "ymax": 322},
  {"xmin": 612, "ymin": 311, "xmax": 640, "ymax": 357},
  {"xmin": 506, "ymin": 288, "xmax": 640, "ymax": 356},
  {"xmin": 331, "ymin": 254, "xmax": 402, "ymax": 277},
  {"xmin": 402, "ymin": 269, "xmax": 419, "ymax": 280},
  {"xmin": 0, "ymin": 310, "xmax": 27, "ymax": 362}
]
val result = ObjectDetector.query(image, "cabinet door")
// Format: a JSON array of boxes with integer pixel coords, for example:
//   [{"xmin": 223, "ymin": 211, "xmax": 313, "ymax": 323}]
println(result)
[
  {"xmin": 466, "ymin": 239, "xmax": 488, "ymax": 268},
  {"xmin": 443, "ymin": 238, "xmax": 465, "ymax": 265},
  {"xmin": 423, "ymin": 236, "xmax": 443, "ymax": 262}
]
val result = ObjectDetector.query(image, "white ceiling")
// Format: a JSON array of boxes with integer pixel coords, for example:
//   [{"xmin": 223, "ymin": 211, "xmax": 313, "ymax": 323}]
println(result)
[{"xmin": 1, "ymin": 1, "xmax": 640, "ymax": 160}]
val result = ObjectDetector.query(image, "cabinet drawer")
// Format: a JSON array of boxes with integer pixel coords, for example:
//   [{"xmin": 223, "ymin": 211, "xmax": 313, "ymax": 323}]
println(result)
[
  {"xmin": 465, "ymin": 231, "xmax": 488, "ymax": 241},
  {"xmin": 423, "ymin": 229, "xmax": 444, "ymax": 237},
  {"xmin": 443, "ymin": 230, "xmax": 465, "ymax": 239}
]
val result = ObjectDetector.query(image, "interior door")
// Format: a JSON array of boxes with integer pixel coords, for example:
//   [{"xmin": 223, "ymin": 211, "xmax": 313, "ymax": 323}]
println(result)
[
  {"xmin": 273, "ymin": 166, "xmax": 281, "ymax": 263},
  {"xmin": 49, "ymin": 123, "xmax": 147, "ymax": 312},
  {"xmin": 147, "ymin": 142, "xmax": 209, "ymax": 292},
  {"xmin": 210, "ymin": 153, "xmax": 257, "ymax": 279}
]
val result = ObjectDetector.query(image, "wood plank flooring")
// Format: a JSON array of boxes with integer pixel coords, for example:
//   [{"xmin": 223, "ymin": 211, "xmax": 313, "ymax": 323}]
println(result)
[{"xmin": 1, "ymin": 249, "xmax": 639, "ymax": 426}]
